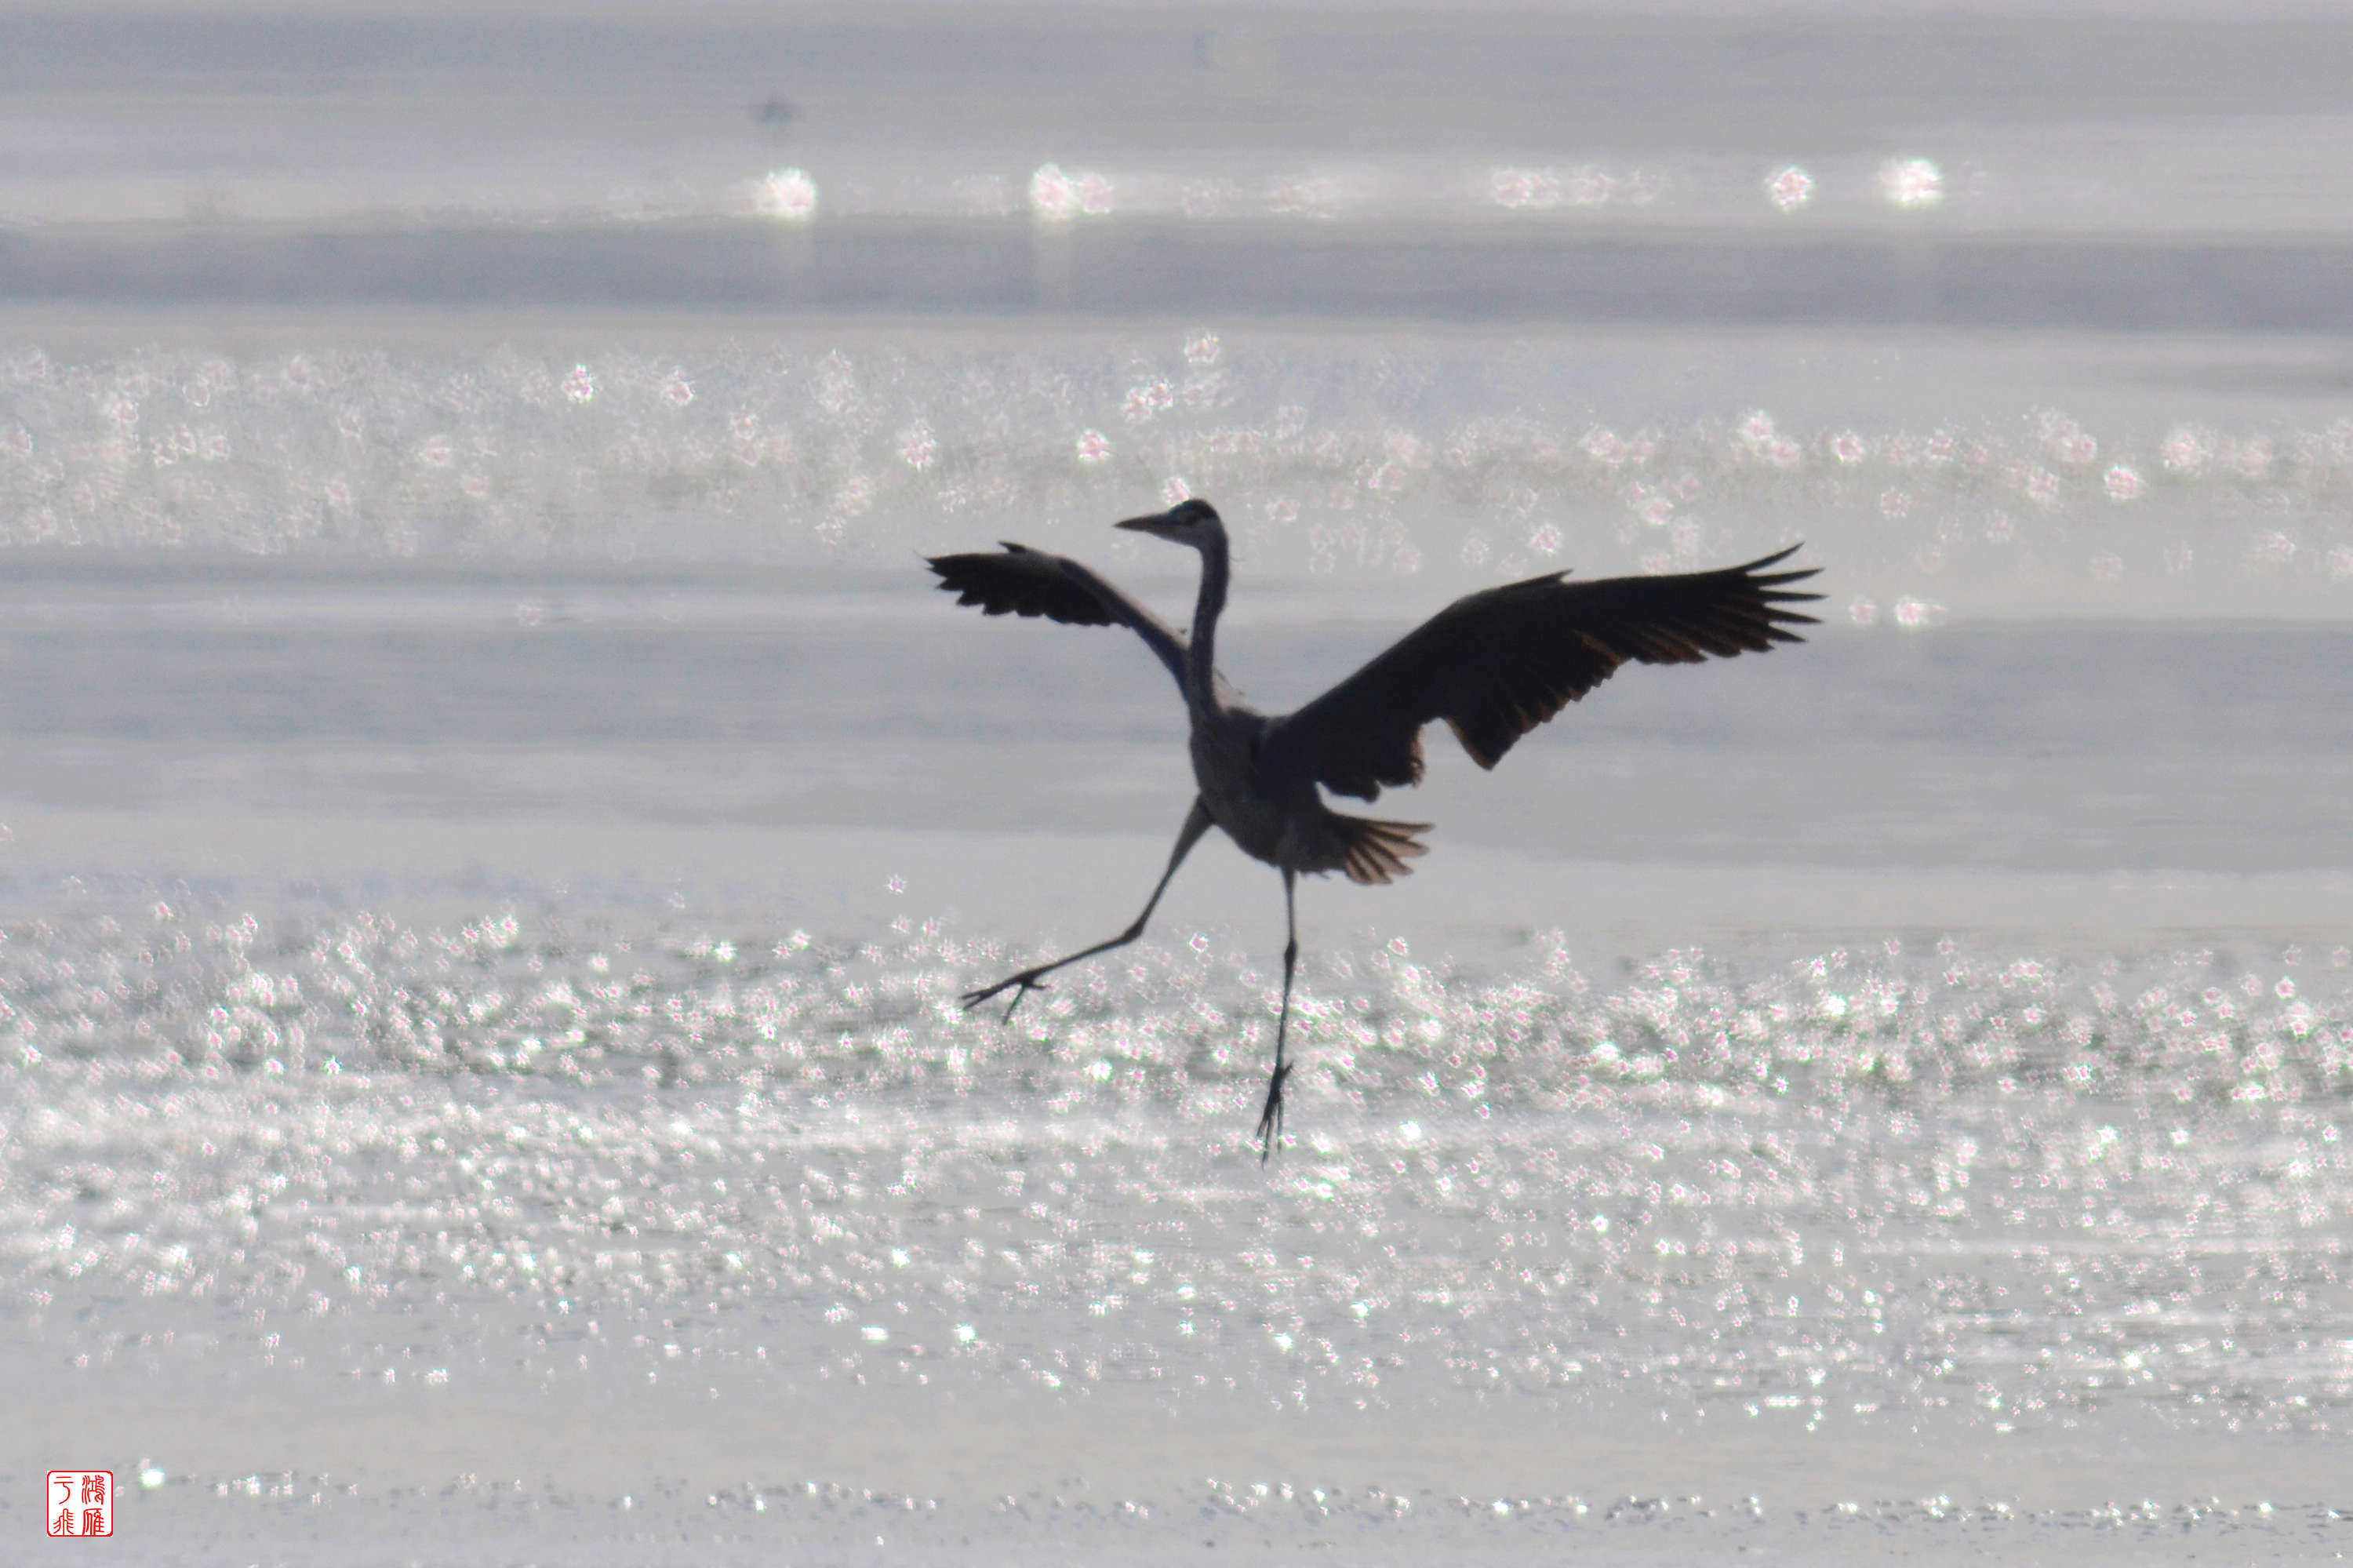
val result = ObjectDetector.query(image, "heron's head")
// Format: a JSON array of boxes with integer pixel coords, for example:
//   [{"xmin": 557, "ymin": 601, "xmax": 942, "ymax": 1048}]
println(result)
[{"xmin": 1115, "ymin": 497, "xmax": 1224, "ymax": 551}]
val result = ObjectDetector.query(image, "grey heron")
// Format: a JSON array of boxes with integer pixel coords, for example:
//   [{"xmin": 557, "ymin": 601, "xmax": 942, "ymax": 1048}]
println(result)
[{"xmin": 929, "ymin": 500, "xmax": 1820, "ymax": 1160}]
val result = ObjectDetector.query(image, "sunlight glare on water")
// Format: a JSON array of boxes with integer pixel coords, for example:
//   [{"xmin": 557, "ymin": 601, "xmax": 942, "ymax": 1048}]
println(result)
[
  {"xmin": 9, "ymin": 333, "xmax": 2353, "ymax": 616},
  {"xmin": 8, "ymin": 901, "xmax": 2348, "ymax": 1445},
  {"xmin": 9, "ymin": 3, "xmax": 2353, "ymax": 1555}
]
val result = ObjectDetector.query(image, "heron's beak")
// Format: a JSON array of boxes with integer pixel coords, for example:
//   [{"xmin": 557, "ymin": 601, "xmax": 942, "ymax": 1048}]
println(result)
[{"xmin": 1115, "ymin": 511, "xmax": 1176, "ymax": 539}]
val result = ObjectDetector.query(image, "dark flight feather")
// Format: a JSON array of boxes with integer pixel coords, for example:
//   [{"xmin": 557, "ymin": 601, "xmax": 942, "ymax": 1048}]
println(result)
[
  {"xmin": 927, "ymin": 542, "xmax": 1190, "ymax": 692},
  {"xmin": 1265, "ymin": 546, "xmax": 1822, "ymax": 802}
]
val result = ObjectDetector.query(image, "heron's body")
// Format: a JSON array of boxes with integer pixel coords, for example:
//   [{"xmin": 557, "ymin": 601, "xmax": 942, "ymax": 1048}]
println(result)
[
  {"xmin": 1190, "ymin": 712, "xmax": 1278, "ymax": 860},
  {"xmin": 1169, "ymin": 533, "xmax": 1293, "ymax": 870},
  {"xmin": 929, "ymin": 500, "xmax": 1820, "ymax": 1158}
]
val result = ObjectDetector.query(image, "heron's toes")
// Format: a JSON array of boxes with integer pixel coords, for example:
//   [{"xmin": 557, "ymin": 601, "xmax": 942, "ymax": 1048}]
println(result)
[
  {"xmin": 1255, "ymin": 1059, "xmax": 1293, "ymax": 1164},
  {"xmin": 961, "ymin": 970, "xmax": 1049, "ymax": 1020},
  {"xmin": 999, "ymin": 980, "xmax": 1040, "ymax": 1024}
]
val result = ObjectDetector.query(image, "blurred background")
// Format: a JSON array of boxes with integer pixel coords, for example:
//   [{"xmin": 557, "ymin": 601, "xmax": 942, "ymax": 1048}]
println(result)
[{"xmin": 6, "ymin": 0, "xmax": 2353, "ymax": 609}]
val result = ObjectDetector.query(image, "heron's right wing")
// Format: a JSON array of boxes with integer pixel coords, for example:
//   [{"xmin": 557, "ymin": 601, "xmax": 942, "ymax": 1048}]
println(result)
[
  {"xmin": 926, "ymin": 542, "xmax": 1190, "ymax": 693},
  {"xmin": 1264, "ymin": 545, "xmax": 1821, "ymax": 801}
]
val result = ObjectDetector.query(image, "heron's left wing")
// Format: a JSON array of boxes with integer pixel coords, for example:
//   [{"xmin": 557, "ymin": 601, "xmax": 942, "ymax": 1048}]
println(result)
[
  {"xmin": 926, "ymin": 542, "xmax": 1191, "ymax": 694},
  {"xmin": 1264, "ymin": 546, "xmax": 1821, "ymax": 802}
]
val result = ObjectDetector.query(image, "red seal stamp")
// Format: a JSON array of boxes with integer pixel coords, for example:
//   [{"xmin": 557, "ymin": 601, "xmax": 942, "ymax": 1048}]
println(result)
[{"xmin": 46, "ymin": 1472, "xmax": 115, "ymax": 1538}]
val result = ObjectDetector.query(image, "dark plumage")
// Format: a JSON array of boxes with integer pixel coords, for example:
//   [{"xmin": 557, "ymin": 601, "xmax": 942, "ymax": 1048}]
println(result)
[
  {"xmin": 929, "ymin": 499, "xmax": 1820, "ymax": 1159},
  {"xmin": 1267, "ymin": 548, "xmax": 1820, "ymax": 799},
  {"xmin": 929, "ymin": 543, "xmax": 1120, "ymax": 627}
]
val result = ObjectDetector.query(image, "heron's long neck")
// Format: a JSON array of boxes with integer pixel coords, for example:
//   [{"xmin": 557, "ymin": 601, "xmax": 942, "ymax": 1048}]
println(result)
[{"xmin": 1185, "ymin": 538, "xmax": 1228, "ymax": 711}]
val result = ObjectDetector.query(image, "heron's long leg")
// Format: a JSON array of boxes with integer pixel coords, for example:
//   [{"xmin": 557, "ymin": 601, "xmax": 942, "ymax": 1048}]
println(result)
[
  {"xmin": 1256, "ymin": 868, "xmax": 1299, "ymax": 1164},
  {"xmin": 962, "ymin": 799, "xmax": 1214, "ymax": 1023}
]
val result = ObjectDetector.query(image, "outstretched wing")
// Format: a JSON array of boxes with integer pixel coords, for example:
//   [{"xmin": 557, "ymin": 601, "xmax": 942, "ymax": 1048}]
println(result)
[
  {"xmin": 926, "ymin": 542, "xmax": 1191, "ymax": 695},
  {"xmin": 1264, "ymin": 545, "xmax": 1821, "ymax": 802}
]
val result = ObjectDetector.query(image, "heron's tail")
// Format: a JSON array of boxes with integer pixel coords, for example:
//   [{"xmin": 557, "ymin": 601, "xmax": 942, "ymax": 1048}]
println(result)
[{"xmin": 1332, "ymin": 813, "xmax": 1431, "ymax": 886}]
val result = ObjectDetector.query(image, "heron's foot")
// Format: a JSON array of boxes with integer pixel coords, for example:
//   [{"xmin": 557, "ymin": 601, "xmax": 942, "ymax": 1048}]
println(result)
[
  {"xmin": 1255, "ymin": 1057, "xmax": 1293, "ymax": 1164},
  {"xmin": 960, "ymin": 968, "xmax": 1052, "ymax": 1024}
]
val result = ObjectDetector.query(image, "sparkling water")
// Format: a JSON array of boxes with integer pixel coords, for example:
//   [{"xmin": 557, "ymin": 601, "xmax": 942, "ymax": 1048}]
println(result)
[{"xmin": 5, "ymin": 3, "xmax": 2353, "ymax": 1560}]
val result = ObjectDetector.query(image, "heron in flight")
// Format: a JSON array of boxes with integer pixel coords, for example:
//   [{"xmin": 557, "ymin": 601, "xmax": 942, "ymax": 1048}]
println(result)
[{"xmin": 929, "ymin": 500, "xmax": 1820, "ymax": 1160}]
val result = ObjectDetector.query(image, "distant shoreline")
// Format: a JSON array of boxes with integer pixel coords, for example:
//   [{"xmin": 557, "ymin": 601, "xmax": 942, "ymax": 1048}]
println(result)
[{"xmin": 10, "ymin": 216, "xmax": 2353, "ymax": 333}]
